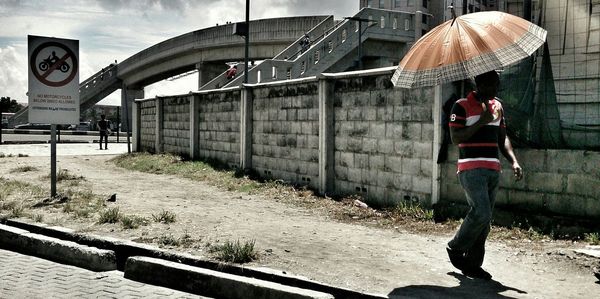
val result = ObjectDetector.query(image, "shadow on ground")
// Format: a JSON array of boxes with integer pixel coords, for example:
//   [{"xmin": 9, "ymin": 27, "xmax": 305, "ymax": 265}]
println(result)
[{"xmin": 388, "ymin": 272, "xmax": 527, "ymax": 299}]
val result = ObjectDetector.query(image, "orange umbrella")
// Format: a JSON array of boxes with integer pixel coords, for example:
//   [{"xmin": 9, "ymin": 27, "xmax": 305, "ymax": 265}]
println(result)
[{"xmin": 391, "ymin": 11, "xmax": 547, "ymax": 89}]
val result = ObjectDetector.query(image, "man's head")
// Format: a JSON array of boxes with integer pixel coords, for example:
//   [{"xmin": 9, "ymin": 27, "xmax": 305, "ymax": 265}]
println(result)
[
  {"xmin": 101, "ymin": 114, "xmax": 106, "ymax": 120},
  {"xmin": 474, "ymin": 70, "xmax": 500, "ymax": 100}
]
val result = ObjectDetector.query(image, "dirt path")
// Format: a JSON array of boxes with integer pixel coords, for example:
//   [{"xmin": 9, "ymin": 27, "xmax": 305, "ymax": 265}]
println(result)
[{"xmin": 1, "ymin": 155, "xmax": 598, "ymax": 298}]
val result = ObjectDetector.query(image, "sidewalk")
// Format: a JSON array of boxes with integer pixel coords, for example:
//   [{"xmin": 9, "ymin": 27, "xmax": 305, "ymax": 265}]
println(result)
[{"xmin": 0, "ymin": 143, "xmax": 128, "ymax": 157}]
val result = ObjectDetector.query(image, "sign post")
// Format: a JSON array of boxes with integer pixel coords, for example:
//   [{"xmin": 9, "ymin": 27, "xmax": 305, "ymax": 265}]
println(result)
[{"xmin": 28, "ymin": 35, "xmax": 79, "ymax": 197}]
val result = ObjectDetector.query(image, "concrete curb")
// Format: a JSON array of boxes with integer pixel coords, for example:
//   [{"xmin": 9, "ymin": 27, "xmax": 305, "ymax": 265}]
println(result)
[
  {"xmin": 1, "ymin": 219, "xmax": 386, "ymax": 299},
  {"xmin": 0, "ymin": 224, "xmax": 117, "ymax": 271},
  {"xmin": 126, "ymin": 256, "xmax": 334, "ymax": 299}
]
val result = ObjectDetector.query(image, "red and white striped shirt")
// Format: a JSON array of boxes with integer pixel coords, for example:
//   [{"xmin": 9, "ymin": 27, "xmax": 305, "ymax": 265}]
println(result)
[{"xmin": 449, "ymin": 91, "xmax": 505, "ymax": 172}]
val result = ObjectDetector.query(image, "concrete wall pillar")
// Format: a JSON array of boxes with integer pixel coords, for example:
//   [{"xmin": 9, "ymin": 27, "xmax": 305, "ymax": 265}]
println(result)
[
  {"xmin": 431, "ymin": 85, "xmax": 443, "ymax": 205},
  {"xmin": 155, "ymin": 97, "xmax": 164, "ymax": 153},
  {"xmin": 318, "ymin": 78, "xmax": 335, "ymax": 195},
  {"xmin": 121, "ymin": 85, "xmax": 144, "ymax": 132},
  {"xmin": 189, "ymin": 94, "xmax": 200, "ymax": 159},
  {"xmin": 132, "ymin": 100, "xmax": 140, "ymax": 152},
  {"xmin": 415, "ymin": 11, "xmax": 423, "ymax": 41},
  {"xmin": 240, "ymin": 87, "xmax": 253, "ymax": 169},
  {"xmin": 197, "ymin": 62, "xmax": 227, "ymax": 89}
]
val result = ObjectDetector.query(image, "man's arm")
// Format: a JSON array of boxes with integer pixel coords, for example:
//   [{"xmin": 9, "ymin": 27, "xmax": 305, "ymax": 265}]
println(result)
[
  {"xmin": 499, "ymin": 125, "xmax": 524, "ymax": 181},
  {"xmin": 450, "ymin": 102, "xmax": 494, "ymax": 145}
]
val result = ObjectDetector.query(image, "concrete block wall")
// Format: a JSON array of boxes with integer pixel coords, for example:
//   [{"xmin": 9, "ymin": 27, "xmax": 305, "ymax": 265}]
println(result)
[
  {"xmin": 251, "ymin": 82, "xmax": 320, "ymax": 188},
  {"xmin": 332, "ymin": 75, "xmax": 435, "ymax": 206},
  {"xmin": 441, "ymin": 146, "xmax": 600, "ymax": 218},
  {"xmin": 198, "ymin": 90, "xmax": 241, "ymax": 166},
  {"xmin": 139, "ymin": 100, "xmax": 156, "ymax": 152},
  {"xmin": 162, "ymin": 96, "xmax": 191, "ymax": 156}
]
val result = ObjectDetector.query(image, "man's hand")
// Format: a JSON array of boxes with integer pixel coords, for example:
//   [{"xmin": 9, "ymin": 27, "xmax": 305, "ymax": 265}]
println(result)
[
  {"xmin": 512, "ymin": 161, "xmax": 523, "ymax": 181},
  {"xmin": 478, "ymin": 102, "xmax": 494, "ymax": 124}
]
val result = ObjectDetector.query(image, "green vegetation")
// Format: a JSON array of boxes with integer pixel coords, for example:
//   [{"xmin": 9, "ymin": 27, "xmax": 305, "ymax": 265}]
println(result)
[
  {"xmin": 10, "ymin": 166, "xmax": 38, "ymax": 173},
  {"xmin": 584, "ymin": 232, "xmax": 600, "ymax": 245},
  {"xmin": 111, "ymin": 153, "xmax": 269, "ymax": 194},
  {"xmin": 208, "ymin": 240, "xmax": 258, "ymax": 264},
  {"xmin": 32, "ymin": 214, "xmax": 44, "ymax": 222},
  {"xmin": 390, "ymin": 201, "xmax": 434, "ymax": 221},
  {"xmin": 98, "ymin": 207, "xmax": 121, "ymax": 224},
  {"xmin": 152, "ymin": 210, "xmax": 177, "ymax": 224},
  {"xmin": 121, "ymin": 215, "xmax": 149, "ymax": 229}
]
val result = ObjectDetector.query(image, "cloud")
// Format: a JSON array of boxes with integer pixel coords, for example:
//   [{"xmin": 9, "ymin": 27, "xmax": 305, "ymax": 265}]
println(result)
[
  {"xmin": 0, "ymin": 45, "xmax": 28, "ymax": 102},
  {"xmin": 95, "ymin": 0, "xmax": 194, "ymax": 15}
]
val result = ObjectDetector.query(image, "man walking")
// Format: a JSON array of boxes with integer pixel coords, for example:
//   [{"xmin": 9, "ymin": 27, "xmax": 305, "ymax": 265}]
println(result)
[
  {"xmin": 97, "ymin": 114, "xmax": 109, "ymax": 150},
  {"xmin": 446, "ymin": 70, "xmax": 523, "ymax": 280}
]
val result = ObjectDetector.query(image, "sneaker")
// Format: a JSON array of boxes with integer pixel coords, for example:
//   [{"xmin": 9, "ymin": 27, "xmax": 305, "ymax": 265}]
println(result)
[
  {"xmin": 462, "ymin": 267, "xmax": 492, "ymax": 280},
  {"xmin": 447, "ymin": 246, "xmax": 467, "ymax": 271}
]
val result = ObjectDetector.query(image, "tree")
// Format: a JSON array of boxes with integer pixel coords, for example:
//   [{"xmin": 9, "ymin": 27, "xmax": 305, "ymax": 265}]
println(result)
[{"xmin": 0, "ymin": 97, "xmax": 25, "ymax": 113}]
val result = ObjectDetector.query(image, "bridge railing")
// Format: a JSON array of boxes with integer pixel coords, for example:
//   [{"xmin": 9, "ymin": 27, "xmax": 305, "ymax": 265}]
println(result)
[{"xmin": 221, "ymin": 8, "xmax": 415, "ymax": 88}]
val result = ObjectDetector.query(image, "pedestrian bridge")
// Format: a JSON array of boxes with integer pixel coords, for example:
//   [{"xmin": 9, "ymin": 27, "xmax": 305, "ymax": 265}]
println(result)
[{"xmin": 10, "ymin": 8, "xmax": 417, "ymax": 127}]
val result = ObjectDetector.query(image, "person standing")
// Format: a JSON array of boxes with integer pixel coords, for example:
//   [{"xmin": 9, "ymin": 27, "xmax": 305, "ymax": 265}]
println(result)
[
  {"xmin": 446, "ymin": 70, "xmax": 523, "ymax": 280},
  {"xmin": 97, "ymin": 114, "xmax": 109, "ymax": 150}
]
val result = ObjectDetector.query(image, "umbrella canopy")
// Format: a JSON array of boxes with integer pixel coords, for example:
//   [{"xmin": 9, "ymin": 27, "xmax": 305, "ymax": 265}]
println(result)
[{"xmin": 391, "ymin": 11, "xmax": 547, "ymax": 89}]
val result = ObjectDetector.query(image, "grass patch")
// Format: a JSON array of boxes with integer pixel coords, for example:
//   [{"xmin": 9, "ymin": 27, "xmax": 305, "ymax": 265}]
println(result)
[
  {"xmin": 98, "ymin": 207, "xmax": 121, "ymax": 224},
  {"xmin": 121, "ymin": 215, "xmax": 149, "ymax": 229},
  {"xmin": 584, "ymin": 232, "xmax": 600, "ymax": 245},
  {"xmin": 158, "ymin": 234, "xmax": 180, "ymax": 246},
  {"xmin": 152, "ymin": 210, "xmax": 177, "ymax": 224},
  {"xmin": 208, "ymin": 240, "xmax": 258, "ymax": 264},
  {"xmin": 43, "ymin": 169, "xmax": 85, "ymax": 182},
  {"xmin": 61, "ymin": 189, "xmax": 105, "ymax": 219},
  {"xmin": 0, "ymin": 177, "xmax": 46, "ymax": 202},
  {"xmin": 32, "ymin": 214, "xmax": 44, "ymax": 222},
  {"xmin": 10, "ymin": 166, "xmax": 38, "ymax": 173},
  {"xmin": 111, "ymin": 153, "xmax": 267, "ymax": 194},
  {"xmin": 389, "ymin": 201, "xmax": 434, "ymax": 222},
  {"xmin": 9, "ymin": 204, "xmax": 25, "ymax": 218}
]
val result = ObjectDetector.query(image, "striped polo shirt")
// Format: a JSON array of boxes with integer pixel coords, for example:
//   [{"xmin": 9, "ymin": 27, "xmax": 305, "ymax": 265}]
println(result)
[{"xmin": 449, "ymin": 91, "xmax": 505, "ymax": 172}]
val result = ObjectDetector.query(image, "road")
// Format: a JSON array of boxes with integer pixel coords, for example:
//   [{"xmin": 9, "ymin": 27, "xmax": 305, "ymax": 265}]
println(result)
[{"xmin": 0, "ymin": 249, "xmax": 208, "ymax": 299}]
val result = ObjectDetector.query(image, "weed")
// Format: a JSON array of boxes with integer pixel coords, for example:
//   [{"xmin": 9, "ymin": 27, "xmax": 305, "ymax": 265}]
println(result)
[
  {"xmin": 61, "ymin": 189, "xmax": 104, "ymax": 219},
  {"xmin": 158, "ymin": 234, "xmax": 180, "ymax": 246},
  {"xmin": 390, "ymin": 201, "xmax": 434, "ymax": 221},
  {"xmin": 32, "ymin": 214, "xmax": 44, "ymax": 222},
  {"xmin": 44, "ymin": 169, "xmax": 85, "ymax": 182},
  {"xmin": 17, "ymin": 154, "xmax": 28, "ymax": 157},
  {"xmin": 9, "ymin": 205, "xmax": 25, "ymax": 218},
  {"xmin": 584, "ymin": 232, "xmax": 600, "ymax": 245},
  {"xmin": 121, "ymin": 215, "xmax": 149, "ymax": 229},
  {"xmin": 152, "ymin": 210, "xmax": 177, "ymax": 224},
  {"xmin": 98, "ymin": 207, "xmax": 121, "ymax": 224},
  {"xmin": 10, "ymin": 166, "xmax": 38, "ymax": 173},
  {"xmin": 208, "ymin": 240, "xmax": 258, "ymax": 264}
]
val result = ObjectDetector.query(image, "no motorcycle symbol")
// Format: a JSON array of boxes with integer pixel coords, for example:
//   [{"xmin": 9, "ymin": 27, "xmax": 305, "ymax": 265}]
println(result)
[{"xmin": 30, "ymin": 41, "xmax": 78, "ymax": 87}]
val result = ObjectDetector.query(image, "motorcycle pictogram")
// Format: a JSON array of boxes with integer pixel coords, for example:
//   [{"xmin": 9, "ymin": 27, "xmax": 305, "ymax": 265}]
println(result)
[{"xmin": 38, "ymin": 51, "xmax": 70, "ymax": 73}]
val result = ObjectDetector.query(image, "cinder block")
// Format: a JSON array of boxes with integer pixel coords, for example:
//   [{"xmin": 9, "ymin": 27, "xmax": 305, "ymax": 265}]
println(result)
[
  {"xmin": 369, "ymin": 155, "xmax": 385, "ymax": 171},
  {"xmin": 525, "ymin": 172, "xmax": 565, "ymax": 193},
  {"xmin": 348, "ymin": 168, "xmax": 361, "ymax": 183},
  {"xmin": 412, "ymin": 175, "xmax": 432, "ymax": 194},
  {"xmin": 546, "ymin": 150, "xmax": 585, "ymax": 174},
  {"xmin": 403, "ymin": 123, "xmax": 422, "ymax": 141},
  {"xmin": 395, "ymin": 140, "xmax": 414, "ymax": 157},
  {"xmin": 567, "ymin": 174, "xmax": 600, "ymax": 198},
  {"xmin": 362, "ymin": 138, "xmax": 378, "ymax": 153},
  {"xmin": 394, "ymin": 174, "xmax": 412, "ymax": 191},
  {"xmin": 386, "ymin": 156, "xmax": 403, "ymax": 173},
  {"xmin": 378, "ymin": 139, "xmax": 394, "ymax": 154},
  {"xmin": 507, "ymin": 189, "xmax": 544, "ymax": 212},
  {"xmin": 370, "ymin": 123, "xmax": 386, "ymax": 138},
  {"xmin": 402, "ymin": 158, "xmax": 421, "ymax": 175},
  {"xmin": 413, "ymin": 141, "xmax": 433, "ymax": 159}
]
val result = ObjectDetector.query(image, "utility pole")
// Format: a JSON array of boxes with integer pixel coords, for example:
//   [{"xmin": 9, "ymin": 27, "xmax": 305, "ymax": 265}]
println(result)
[{"xmin": 244, "ymin": 0, "xmax": 250, "ymax": 84}]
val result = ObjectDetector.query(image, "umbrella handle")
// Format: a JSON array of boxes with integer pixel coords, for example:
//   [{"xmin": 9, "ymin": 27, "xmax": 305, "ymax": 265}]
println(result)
[{"xmin": 449, "ymin": 5, "xmax": 457, "ymax": 26}]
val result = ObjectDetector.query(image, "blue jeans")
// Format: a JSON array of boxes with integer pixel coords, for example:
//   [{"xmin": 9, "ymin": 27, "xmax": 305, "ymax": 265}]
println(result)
[{"xmin": 448, "ymin": 168, "xmax": 500, "ymax": 268}]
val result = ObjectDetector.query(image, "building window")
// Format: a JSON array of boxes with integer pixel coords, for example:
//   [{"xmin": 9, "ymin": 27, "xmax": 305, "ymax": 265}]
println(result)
[
  {"xmin": 379, "ymin": 0, "xmax": 385, "ymax": 8},
  {"xmin": 328, "ymin": 40, "xmax": 333, "ymax": 53},
  {"xmin": 257, "ymin": 70, "xmax": 261, "ymax": 83},
  {"xmin": 422, "ymin": 14, "xmax": 427, "ymax": 25},
  {"xmin": 342, "ymin": 29, "xmax": 347, "ymax": 42},
  {"xmin": 380, "ymin": 16, "xmax": 385, "ymax": 28},
  {"xmin": 314, "ymin": 51, "xmax": 320, "ymax": 64},
  {"xmin": 404, "ymin": 18, "xmax": 410, "ymax": 30},
  {"xmin": 301, "ymin": 61, "xmax": 306, "ymax": 74},
  {"xmin": 394, "ymin": 0, "xmax": 401, "ymax": 7},
  {"xmin": 393, "ymin": 17, "xmax": 398, "ymax": 29},
  {"xmin": 272, "ymin": 66, "xmax": 277, "ymax": 79},
  {"xmin": 367, "ymin": 0, "xmax": 373, "ymax": 7},
  {"xmin": 286, "ymin": 68, "xmax": 292, "ymax": 80},
  {"xmin": 422, "ymin": 0, "xmax": 428, "ymax": 8}
]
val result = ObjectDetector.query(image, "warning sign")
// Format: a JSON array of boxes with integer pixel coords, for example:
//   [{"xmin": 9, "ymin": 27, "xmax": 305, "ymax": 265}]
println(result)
[{"xmin": 28, "ymin": 35, "xmax": 79, "ymax": 124}]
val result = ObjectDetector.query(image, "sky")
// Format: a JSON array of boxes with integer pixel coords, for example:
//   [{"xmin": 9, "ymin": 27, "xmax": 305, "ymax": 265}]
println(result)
[{"xmin": 0, "ymin": 0, "xmax": 357, "ymax": 106}]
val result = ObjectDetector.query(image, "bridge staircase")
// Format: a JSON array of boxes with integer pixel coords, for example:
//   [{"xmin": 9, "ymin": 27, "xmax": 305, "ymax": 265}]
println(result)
[{"xmin": 218, "ymin": 8, "xmax": 415, "ymax": 88}]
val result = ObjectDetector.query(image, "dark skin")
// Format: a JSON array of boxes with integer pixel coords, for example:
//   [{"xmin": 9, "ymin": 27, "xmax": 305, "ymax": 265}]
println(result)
[{"xmin": 450, "ymin": 76, "xmax": 524, "ymax": 181}]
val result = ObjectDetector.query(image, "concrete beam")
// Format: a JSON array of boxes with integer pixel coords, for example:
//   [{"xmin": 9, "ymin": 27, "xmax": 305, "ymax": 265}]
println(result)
[
  {"xmin": 318, "ymin": 78, "xmax": 335, "ymax": 195},
  {"xmin": 125, "ymin": 256, "xmax": 334, "ymax": 299},
  {"xmin": 240, "ymin": 87, "xmax": 253, "ymax": 170}
]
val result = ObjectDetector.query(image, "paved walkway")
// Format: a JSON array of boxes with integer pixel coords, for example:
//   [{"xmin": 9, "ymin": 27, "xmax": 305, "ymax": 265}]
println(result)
[
  {"xmin": 0, "ymin": 249, "xmax": 208, "ymax": 299},
  {"xmin": 0, "ymin": 143, "xmax": 129, "ymax": 157}
]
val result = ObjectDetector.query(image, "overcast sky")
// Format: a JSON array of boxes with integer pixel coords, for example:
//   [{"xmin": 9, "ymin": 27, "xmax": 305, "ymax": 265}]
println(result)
[{"xmin": 0, "ymin": 0, "xmax": 357, "ymax": 105}]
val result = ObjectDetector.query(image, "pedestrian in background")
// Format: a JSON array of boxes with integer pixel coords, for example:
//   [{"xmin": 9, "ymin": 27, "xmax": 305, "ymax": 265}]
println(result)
[
  {"xmin": 446, "ymin": 70, "xmax": 523, "ymax": 280},
  {"xmin": 97, "ymin": 114, "xmax": 109, "ymax": 150}
]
